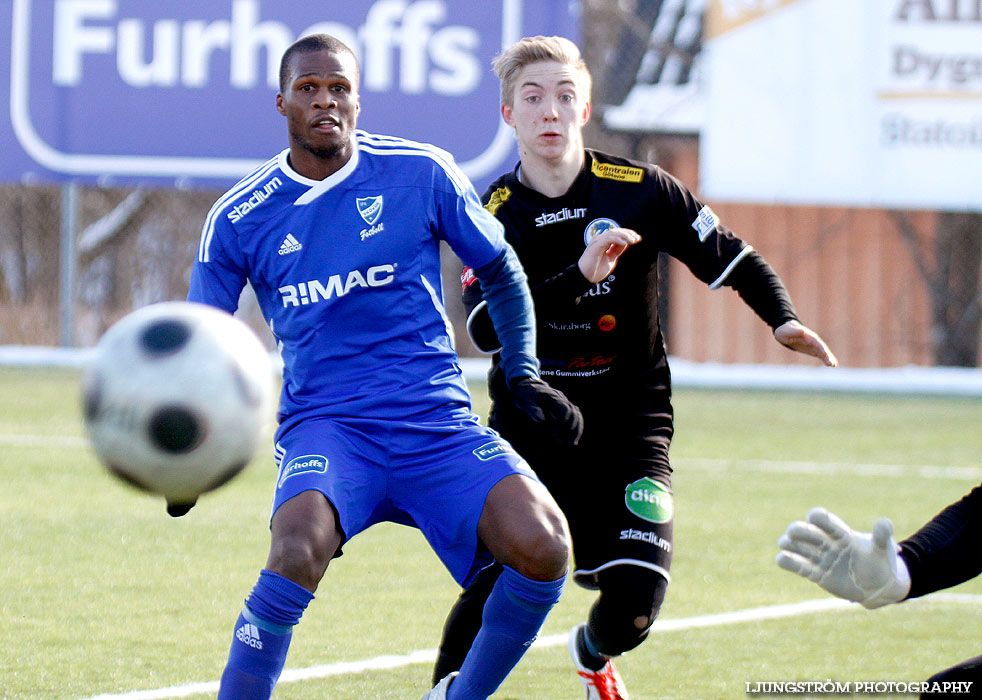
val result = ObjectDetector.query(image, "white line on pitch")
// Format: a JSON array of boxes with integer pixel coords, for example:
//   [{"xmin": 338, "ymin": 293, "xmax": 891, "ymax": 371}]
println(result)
[
  {"xmin": 75, "ymin": 594, "xmax": 982, "ymax": 700},
  {"xmin": 5, "ymin": 433, "xmax": 981, "ymax": 482},
  {"xmin": 674, "ymin": 457, "xmax": 982, "ymax": 481}
]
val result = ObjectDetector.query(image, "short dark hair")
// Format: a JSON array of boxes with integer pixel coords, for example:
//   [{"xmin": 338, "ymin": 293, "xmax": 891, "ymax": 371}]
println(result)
[{"xmin": 278, "ymin": 34, "xmax": 359, "ymax": 93}]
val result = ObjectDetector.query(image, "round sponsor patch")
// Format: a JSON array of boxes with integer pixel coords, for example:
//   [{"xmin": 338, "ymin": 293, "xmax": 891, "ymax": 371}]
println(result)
[
  {"xmin": 624, "ymin": 477, "xmax": 673, "ymax": 524},
  {"xmin": 598, "ymin": 314, "xmax": 616, "ymax": 331},
  {"xmin": 583, "ymin": 217, "xmax": 619, "ymax": 246}
]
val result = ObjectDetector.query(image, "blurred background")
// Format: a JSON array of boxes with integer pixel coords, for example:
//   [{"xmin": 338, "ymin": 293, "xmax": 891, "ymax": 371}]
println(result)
[{"xmin": 2, "ymin": 0, "xmax": 980, "ymax": 370}]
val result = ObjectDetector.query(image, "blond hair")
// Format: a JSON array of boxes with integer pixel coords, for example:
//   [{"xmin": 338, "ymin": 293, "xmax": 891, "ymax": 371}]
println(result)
[{"xmin": 492, "ymin": 36, "xmax": 592, "ymax": 106}]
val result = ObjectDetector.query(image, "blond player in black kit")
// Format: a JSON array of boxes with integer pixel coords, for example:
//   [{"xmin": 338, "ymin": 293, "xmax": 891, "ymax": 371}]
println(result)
[{"xmin": 432, "ymin": 36, "xmax": 838, "ymax": 700}]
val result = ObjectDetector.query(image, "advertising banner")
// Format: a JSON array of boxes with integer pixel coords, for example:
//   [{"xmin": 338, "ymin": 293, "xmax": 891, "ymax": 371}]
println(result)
[
  {"xmin": 2, "ymin": 0, "xmax": 576, "ymax": 189},
  {"xmin": 701, "ymin": 0, "xmax": 982, "ymax": 210}
]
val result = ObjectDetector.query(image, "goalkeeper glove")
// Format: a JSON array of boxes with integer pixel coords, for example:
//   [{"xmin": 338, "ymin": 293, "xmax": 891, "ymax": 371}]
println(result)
[
  {"xmin": 775, "ymin": 507, "xmax": 911, "ymax": 609},
  {"xmin": 509, "ymin": 377, "xmax": 584, "ymax": 446}
]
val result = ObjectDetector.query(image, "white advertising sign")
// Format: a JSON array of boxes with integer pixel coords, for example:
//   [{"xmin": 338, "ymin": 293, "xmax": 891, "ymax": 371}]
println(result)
[{"xmin": 700, "ymin": 0, "xmax": 982, "ymax": 210}]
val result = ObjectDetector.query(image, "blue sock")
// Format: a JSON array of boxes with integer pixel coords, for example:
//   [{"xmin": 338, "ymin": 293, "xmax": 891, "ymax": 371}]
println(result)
[
  {"xmin": 217, "ymin": 570, "xmax": 314, "ymax": 700},
  {"xmin": 448, "ymin": 565, "xmax": 565, "ymax": 700}
]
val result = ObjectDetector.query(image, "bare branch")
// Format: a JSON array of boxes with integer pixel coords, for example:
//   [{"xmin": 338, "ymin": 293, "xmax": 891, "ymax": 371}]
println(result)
[{"xmin": 78, "ymin": 190, "xmax": 147, "ymax": 258}]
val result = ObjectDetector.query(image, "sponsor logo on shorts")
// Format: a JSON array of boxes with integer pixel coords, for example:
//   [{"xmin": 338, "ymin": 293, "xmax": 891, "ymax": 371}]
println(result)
[
  {"xmin": 624, "ymin": 477, "xmax": 674, "ymax": 524},
  {"xmin": 619, "ymin": 528, "xmax": 672, "ymax": 553},
  {"xmin": 278, "ymin": 454, "xmax": 328, "ymax": 487},
  {"xmin": 472, "ymin": 441, "xmax": 509, "ymax": 461}
]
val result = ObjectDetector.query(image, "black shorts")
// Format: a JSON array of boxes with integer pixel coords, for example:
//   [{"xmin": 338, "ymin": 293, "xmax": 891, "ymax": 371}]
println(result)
[{"xmin": 491, "ymin": 401, "xmax": 675, "ymax": 589}]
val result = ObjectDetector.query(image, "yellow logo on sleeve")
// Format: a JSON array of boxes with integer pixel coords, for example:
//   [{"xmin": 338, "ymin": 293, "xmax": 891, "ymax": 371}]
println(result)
[{"xmin": 485, "ymin": 187, "xmax": 512, "ymax": 215}]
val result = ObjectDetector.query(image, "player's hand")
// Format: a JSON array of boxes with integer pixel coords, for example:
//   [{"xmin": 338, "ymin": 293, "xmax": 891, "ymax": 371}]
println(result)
[
  {"xmin": 509, "ymin": 377, "xmax": 584, "ymax": 446},
  {"xmin": 167, "ymin": 500, "xmax": 196, "ymax": 517},
  {"xmin": 776, "ymin": 507, "xmax": 911, "ymax": 609},
  {"xmin": 578, "ymin": 228, "xmax": 641, "ymax": 283},
  {"xmin": 774, "ymin": 320, "xmax": 838, "ymax": 367}
]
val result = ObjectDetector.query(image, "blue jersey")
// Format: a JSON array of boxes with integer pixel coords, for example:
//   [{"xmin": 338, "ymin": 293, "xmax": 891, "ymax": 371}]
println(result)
[{"xmin": 189, "ymin": 131, "xmax": 509, "ymax": 425}]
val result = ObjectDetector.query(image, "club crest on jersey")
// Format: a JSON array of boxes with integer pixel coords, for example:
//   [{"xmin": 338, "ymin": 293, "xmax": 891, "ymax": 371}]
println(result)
[
  {"xmin": 356, "ymin": 196, "xmax": 384, "ymax": 226},
  {"xmin": 583, "ymin": 218, "xmax": 619, "ymax": 246}
]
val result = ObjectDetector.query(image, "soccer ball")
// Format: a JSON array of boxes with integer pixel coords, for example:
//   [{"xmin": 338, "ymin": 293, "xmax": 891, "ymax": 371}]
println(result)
[{"xmin": 82, "ymin": 301, "xmax": 274, "ymax": 516}]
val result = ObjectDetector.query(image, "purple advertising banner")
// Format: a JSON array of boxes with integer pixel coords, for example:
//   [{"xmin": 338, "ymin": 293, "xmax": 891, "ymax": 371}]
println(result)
[{"xmin": 2, "ymin": 0, "xmax": 577, "ymax": 189}]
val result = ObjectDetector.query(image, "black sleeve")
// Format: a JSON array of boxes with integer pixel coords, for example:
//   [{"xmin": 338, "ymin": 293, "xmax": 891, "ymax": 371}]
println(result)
[
  {"xmin": 471, "ymin": 247, "xmax": 538, "ymax": 382},
  {"xmin": 648, "ymin": 168, "xmax": 800, "ymax": 330},
  {"xmin": 723, "ymin": 250, "xmax": 800, "ymax": 330},
  {"xmin": 462, "ymin": 269, "xmax": 502, "ymax": 354},
  {"xmin": 461, "ymin": 266, "xmax": 484, "ymax": 316},
  {"xmin": 899, "ymin": 484, "xmax": 982, "ymax": 599},
  {"xmin": 461, "ymin": 260, "xmax": 593, "ymax": 355},
  {"xmin": 650, "ymin": 168, "xmax": 749, "ymax": 286},
  {"xmin": 529, "ymin": 263, "xmax": 594, "ymax": 307}
]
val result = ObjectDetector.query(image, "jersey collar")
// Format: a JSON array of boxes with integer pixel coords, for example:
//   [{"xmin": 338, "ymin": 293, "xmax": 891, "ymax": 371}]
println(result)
[
  {"xmin": 510, "ymin": 152, "xmax": 591, "ymax": 201},
  {"xmin": 277, "ymin": 146, "xmax": 361, "ymax": 206}
]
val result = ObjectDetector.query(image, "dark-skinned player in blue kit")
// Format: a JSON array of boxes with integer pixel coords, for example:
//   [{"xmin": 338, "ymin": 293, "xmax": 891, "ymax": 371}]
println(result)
[{"xmin": 187, "ymin": 34, "xmax": 584, "ymax": 700}]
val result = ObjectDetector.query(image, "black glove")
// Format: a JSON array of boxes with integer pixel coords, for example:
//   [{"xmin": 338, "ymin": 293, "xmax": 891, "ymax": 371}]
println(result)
[
  {"xmin": 166, "ymin": 499, "xmax": 197, "ymax": 517},
  {"xmin": 509, "ymin": 377, "xmax": 584, "ymax": 446}
]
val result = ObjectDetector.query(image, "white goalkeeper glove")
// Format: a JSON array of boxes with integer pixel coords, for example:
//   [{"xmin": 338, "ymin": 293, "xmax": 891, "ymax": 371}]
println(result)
[{"xmin": 775, "ymin": 507, "xmax": 912, "ymax": 609}]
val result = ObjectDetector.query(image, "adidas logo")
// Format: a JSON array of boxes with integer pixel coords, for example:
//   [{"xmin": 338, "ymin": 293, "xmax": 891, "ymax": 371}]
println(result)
[
  {"xmin": 278, "ymin": 234, "xmax": 303, "ymax": 256},
  {"xmin": 235, "ymin": 622, "xmax": 263, "ymax": 650}
]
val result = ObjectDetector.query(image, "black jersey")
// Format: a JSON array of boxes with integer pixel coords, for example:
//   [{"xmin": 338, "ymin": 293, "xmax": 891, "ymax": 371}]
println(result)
[
  {"xmin": 900, "ymin": 484, "xmax": 982, "ymax": 599},
  {"xmin": 464, "ymin": 150, "xmax": 798, "ymax": 417}
]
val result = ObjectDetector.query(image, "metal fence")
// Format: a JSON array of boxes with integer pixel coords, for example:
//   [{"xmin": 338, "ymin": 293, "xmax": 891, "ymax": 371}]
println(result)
[{"xmin": 0, "ymin": 183, "xmax": 476, "ymax": 354}]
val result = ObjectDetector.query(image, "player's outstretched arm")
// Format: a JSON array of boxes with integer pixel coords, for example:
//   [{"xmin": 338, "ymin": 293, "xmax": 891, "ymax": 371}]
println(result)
[
  {"xmin": 776, "ymin": 507, "xmax": 911, "ymax": 609},
  {"xmin": 773, "ymin": 320, "xmax": 838, "ymax": 367}
]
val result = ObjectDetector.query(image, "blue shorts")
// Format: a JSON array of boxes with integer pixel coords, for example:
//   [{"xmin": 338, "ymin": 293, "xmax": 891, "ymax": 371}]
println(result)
[{"xmin": 271, "ymin": 411, "xmax": 536, "ymax": 586}]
